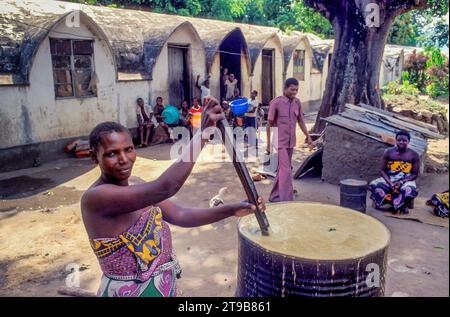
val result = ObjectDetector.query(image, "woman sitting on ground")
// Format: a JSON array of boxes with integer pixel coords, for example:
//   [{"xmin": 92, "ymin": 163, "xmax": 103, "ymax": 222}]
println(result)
[{"xmin": 369, "ymin": 130, "xmax": 420, "ymax": 215}]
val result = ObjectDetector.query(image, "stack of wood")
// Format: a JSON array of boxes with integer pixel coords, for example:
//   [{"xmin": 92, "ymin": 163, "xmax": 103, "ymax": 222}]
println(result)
[{"xmin": 64, "ymin": 139, "xmax": 90, "ymax": 158}]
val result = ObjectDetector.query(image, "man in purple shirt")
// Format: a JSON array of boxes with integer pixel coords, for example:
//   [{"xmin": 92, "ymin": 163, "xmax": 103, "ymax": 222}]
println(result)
[{"xmin": 266, "ymin": 78, "xmax": 314, "ymax": 202}]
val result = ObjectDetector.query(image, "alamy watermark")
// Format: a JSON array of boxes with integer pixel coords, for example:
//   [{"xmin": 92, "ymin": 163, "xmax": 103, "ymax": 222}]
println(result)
[
  {"xmin": 365, "ymin": 263, "xmax": 381, "ymax": 288},
  {"xmin": 364, "ymin": 3, "xmax": 381, "ymax": 28},
  {"xmin": 64, "ymin": 263, "xmax": 80, "ymax": 288},
  {"xmin": 168, "ymin": 126, "xmax": 279, "ymax": 165}
]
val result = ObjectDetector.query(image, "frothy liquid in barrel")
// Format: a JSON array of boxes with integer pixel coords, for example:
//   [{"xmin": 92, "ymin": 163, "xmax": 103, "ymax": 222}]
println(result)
[{"xmin": 239, "ymin": 202, "xmax": 390, "ymax": 260}]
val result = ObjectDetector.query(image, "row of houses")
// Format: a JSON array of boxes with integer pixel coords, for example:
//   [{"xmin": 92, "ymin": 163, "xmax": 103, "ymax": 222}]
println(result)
[{"xmin": 0, "ymin": 0, "xmax": 414, "ymax": 171}]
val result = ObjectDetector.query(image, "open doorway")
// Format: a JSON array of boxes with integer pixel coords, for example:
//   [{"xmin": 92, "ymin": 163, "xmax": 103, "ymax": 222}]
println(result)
[
  {"xmin": 168, "ymin": 44, "xmax": 191, "ymax": 107},
  {"xmin": 261, "ymin": 49, "xmax": 274, "ymax": 106},
  {"xmin": 219, "ymin": 30, "xmax": 245, "ymax": 100}
]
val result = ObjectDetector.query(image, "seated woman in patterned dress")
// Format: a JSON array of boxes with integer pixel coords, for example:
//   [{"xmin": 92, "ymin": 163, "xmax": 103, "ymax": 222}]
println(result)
[
  {"xmin": 81, "ymin": 98, "xmax": 265, "ymax": 297},
  {"xmin": 369, "ymin": 130, "xmax": 420, "ymax": 215}
]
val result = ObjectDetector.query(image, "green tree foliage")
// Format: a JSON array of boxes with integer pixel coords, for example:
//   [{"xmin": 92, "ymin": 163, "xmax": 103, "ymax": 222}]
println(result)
[
  {"xmin": 424, "ymin": 47, "xmax": 449, "ymax": 98},
  {"xmin": 66, "ymin": 0, "xmax": 446, "ymax": 47},
  {"xmin": 388, "ymin": 0, "xmax": 448, "ymax": 48},
  {"xmin": 394, "ymin": 47, "xmax": 449, "ymax": 99},
  {"xmin": 388, "ymin": 13, "xmax": 419, "ymax": 46},
  {"xmin": 65, "ymin": 0, "xmax": 333, "ymax": 38},
  {"xmin": 403, "ymin": 50, "xmax": 429, "ymax": 90}
]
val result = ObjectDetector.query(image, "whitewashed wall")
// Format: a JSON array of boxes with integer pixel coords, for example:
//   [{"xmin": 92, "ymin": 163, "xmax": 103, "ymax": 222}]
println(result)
[
  {"xmin": 149, "ymin": 23, "xmax": 206, "ymax": 106},
  {"xmin": 251, "ymin": 35, "xmax": 284, "ymax": 104},
  {"xmin": 284, "ymin": 38, "xmax": 313, "ymax": 103},
  {"xmin": 0, "ymin": 17, "xmax": 117, "ymax": 149}
]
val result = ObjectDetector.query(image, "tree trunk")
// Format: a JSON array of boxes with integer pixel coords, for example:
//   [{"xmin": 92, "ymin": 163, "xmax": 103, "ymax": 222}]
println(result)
[{"xmin": 304, "ymin": 0, "xmax": 428, "ymax": 133}]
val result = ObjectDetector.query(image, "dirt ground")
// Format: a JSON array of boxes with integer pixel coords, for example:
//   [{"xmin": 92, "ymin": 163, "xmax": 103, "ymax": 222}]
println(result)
[{"xmin": 0, "ymin": 122, "xmax": 448, "ymax": 297}]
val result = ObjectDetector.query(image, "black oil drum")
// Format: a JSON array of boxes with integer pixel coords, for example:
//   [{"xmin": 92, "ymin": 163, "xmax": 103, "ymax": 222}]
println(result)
[
  {"xmin": 340, "ymin": 179, "xmax": 368, "ymax": 213},
  {"xmin": 236, "ymin": 202, "xmax": 390, "ymax": 297}
]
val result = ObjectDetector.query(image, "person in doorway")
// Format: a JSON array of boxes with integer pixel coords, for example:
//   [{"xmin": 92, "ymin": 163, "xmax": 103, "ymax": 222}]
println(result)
[
  {"xmin": 136, "ymin": 98, "xmax": 154, "ymax": 148},
  {"xmin": 81, "ymin": 100, "xmax": 266, "ymax": 297},
  {"xmin": 224, "ymin": 74, "xmax": 238, "ymax": 101},
  {"xmin": 196, "ymin": 75, "xmax": 211, "ymax": 106},
  {"xmin": 266, "ymin": 78, "xmax": 314, "ymax": 202},
  {"xmin": 221, "ymin": 68, "xmax": 228, "ymax": 100},
  {"xmin": 369, "ymin": 130, "xmax": 420, "ymax": 215}
]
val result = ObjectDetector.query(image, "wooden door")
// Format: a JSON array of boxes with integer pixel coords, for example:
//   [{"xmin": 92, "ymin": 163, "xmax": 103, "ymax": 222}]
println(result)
[
  {"xmin": 261, "ymin": 49, "xmax": 274, "ymax": 105},
  {"xmin": 168, "ymin": 45, "xmax": 190, "ymax": 106}
]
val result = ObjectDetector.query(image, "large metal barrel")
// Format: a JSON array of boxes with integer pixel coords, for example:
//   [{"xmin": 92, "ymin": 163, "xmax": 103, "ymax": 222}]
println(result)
[
  {"xmin": 340, "ymin": 179, "xmax": 368, "ymax": 213},
  {"xmin": 236, "ymin": 202, "xmax": 390, "ymax": 297}
]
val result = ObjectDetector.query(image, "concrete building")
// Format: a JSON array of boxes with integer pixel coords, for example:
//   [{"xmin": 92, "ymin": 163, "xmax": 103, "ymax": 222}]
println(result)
[
  {"xmin": 281, "ymin": 32, "xmax": 313, "ymax": 103},
  {"xmin": 0, "ymin": 0, "xmax": 426, "ymax": 171},
  {"xmin": 380, "ymin": 45, "xmax": 405, "ymax": 88}
]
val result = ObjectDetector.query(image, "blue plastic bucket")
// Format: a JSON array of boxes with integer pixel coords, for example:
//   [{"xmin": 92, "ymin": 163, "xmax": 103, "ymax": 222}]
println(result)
[
  {"xmin": 162, "ymin": 105, "xmax": 180, "ymax": 125},
  {"xmin": 230, "ymin": 98, "xmax": 249, "ymax": 116}
]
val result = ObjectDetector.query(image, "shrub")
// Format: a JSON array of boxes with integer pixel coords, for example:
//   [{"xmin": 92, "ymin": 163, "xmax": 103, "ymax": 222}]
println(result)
[
  {"xmin": 383, "ymin": 80, "xmax": 420, "ymax": 96},
  {"xmin": 403, "ymin": 50, "xmax": 429, "ymax": 91},
  {"xmin": 401, "ymin": 47, "xmax": 449, "ymax": 99}
]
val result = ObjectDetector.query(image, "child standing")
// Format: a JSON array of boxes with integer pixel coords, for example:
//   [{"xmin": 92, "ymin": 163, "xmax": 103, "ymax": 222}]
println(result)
[{"xmin": 189, "ymin": 97, "xmax": 202, "ymax": 132}]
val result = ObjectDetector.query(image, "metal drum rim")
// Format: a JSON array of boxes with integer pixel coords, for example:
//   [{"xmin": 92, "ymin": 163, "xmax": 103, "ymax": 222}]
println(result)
[{"xmin": 238, "ymin": 201, "xmax": 391, "ymax": 262}]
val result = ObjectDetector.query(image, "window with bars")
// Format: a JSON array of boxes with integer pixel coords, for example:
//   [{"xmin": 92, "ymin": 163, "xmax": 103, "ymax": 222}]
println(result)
[
  {"xmin": 293, "ymin": 49, "xmax": 305, "ymax": 81},
  {"xmin": 50, "ymin": 38, "xmax": 96, "ymax": 98}
]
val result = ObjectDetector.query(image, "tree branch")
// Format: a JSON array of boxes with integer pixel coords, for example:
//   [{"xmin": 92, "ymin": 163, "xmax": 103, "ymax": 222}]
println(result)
[
  {"xmin": 387, "ymin": 0, "xmax": 428, "ymax": 16},
  {"xmin": 303, "ymin": 0, "xmax": 344, "ymax": 21}
]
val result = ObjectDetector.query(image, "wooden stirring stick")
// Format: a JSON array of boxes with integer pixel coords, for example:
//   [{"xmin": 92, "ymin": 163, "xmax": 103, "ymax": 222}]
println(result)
[{"xmin": 216, "ymin": 119, "xmax": 270, "ymax": 235}]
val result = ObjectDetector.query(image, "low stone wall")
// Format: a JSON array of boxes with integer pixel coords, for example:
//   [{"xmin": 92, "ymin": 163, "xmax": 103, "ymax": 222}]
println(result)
[{"xmin": 385, "ymin": 98, "xmax": 449, "ymax": 135}]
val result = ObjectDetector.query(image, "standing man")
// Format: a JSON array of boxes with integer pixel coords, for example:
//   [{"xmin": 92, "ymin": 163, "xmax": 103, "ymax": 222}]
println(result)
[{"xmin": 266, "ymin": 78, "xmax": 314, "ymax": 202}]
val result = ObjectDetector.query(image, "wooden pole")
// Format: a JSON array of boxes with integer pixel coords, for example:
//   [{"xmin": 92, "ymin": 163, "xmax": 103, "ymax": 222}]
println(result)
[{"xmin": 217, "ymin": 119, "xmax": 270, "ymax": 235}]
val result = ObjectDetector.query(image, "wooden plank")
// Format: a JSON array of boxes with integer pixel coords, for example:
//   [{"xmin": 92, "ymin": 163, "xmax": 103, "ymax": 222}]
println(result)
[
  {"xmin": 323, "ymin": 116, "xmax": 426, "ymax": 156},
  {"xmin": 339, "ymin": 111, "xmax": 429, "ymax": 148},
  {"xmin": 344, "ymin": 104, "xmax": 444, "ymax": 139},
  {"xmin": 356, "ymin": 103, "xmax": 439, "ymax": 132},
  {"xmin": 335, "ymin": 114, "xmax": 427, "ymax": 148},
  {"xmin": 347, "ymin": 104, "xmax": 443, "ymax": 139},
  {"xmin": 294, "ymin": 148, "xmax": 323, "ymax": 179},
  {"xmin": 339, "ymin": 111, "xmax": 398, "ymax": 133}
]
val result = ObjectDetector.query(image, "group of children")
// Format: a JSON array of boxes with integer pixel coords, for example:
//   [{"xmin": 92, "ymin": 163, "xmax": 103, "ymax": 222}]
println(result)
[
  {"xmin": 137, "ymin": 87, "xmax": 264, "ymax": 148},
  {"xmin": 136, "ymin": 96, "xmax": 203, "ymax": 147}
]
